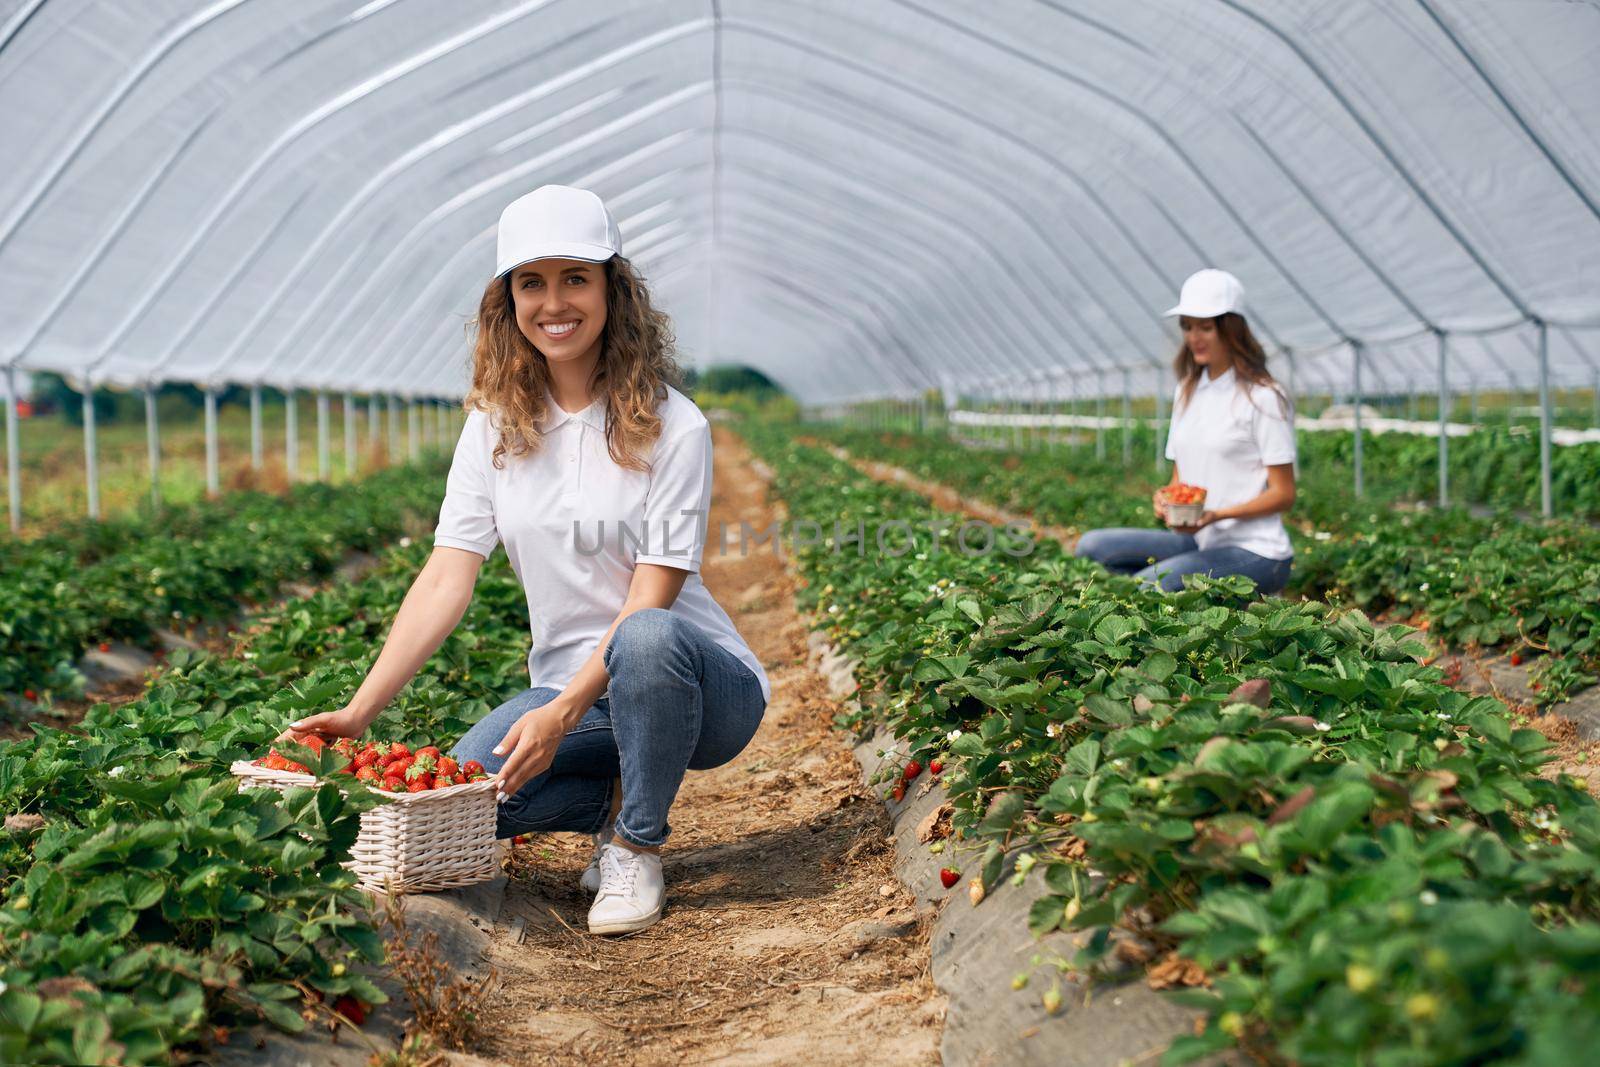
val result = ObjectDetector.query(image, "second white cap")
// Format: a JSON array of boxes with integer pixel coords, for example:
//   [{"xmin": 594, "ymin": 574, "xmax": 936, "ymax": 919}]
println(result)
[
  {"xmin": 1164, "ymin": 268, "xmax": 1245, "ymax": 318},
  {"xmin": 495, "ymin": 185, "xmax": 622, "ymax": 279}
]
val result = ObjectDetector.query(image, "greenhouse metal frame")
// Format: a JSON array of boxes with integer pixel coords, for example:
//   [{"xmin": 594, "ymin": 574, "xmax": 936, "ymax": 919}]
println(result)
[{"xmin": 2, "ymin": 0, "xmax": 1597, "ymax": 530}]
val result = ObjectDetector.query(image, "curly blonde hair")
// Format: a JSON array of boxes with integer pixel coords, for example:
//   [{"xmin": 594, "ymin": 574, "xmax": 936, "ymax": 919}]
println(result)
[{"xmin": 463, "ymin": 257, "xmax": 683, "ymax": 471}]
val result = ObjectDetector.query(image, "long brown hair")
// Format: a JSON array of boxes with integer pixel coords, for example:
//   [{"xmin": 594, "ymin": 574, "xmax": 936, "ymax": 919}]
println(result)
[
  {"xmin": 1173, "ymin": 312, "xmax": 1287, "ymax": 415},
  {"xmin": 463, "ymin": 257, "xmax": 683, "ymax": 471}
]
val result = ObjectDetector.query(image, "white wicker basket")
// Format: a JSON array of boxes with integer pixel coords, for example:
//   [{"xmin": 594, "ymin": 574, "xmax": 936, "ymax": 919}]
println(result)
[{"xmin": 230, "ymin": 760, "xmax": 501, "ymax": 894}]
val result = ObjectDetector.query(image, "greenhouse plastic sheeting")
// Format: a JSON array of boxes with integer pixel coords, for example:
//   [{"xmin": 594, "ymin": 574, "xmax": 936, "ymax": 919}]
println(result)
[{"xmin": 0, "ymin": 0, "xmax": 1597, "ymax": 403}]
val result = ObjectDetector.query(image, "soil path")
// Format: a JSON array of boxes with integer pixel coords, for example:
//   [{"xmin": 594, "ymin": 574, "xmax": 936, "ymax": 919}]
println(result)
[{"xmin": 468, "ymin": 428, "xmax": 943, "ymax": 1066}]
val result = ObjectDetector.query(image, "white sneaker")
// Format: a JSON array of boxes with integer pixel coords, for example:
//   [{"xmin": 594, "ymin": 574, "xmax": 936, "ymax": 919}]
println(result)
[
  {"xmin": 579, "ymin": 823, "xmax": 614, "ymax": 893},
  {"xmin": 587, "ymin": 842, "xmax": 664, "ymax": 935}
]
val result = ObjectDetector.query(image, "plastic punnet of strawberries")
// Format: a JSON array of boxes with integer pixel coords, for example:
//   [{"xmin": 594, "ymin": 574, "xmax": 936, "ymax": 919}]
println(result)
[
  {"xmin": 251, "ymin": 736, "xmax": 490, "ymax": 793},
  {"xmin": 1159, "ymin": 482, "xmax": 1207, "ymax": 506}
]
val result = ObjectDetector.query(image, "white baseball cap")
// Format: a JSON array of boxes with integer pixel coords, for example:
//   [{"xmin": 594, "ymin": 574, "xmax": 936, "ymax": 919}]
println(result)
[
  {"xmin": 1164, "ymin": 268, "xmax": 1245, "ymax": 318},
  {"xmin": 494, "ymin": 185, "xmax": 622, "ymax": 279}
]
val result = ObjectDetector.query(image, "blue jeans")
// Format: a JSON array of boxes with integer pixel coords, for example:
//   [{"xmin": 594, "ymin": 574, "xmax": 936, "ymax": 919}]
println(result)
[
  {"xmin": 450, "ymin": 608, "xmax": 767, "ymax": 849},
  {"xmin": 1075, "ymin": 528, "xmax": 1292, "ymax": 595}
]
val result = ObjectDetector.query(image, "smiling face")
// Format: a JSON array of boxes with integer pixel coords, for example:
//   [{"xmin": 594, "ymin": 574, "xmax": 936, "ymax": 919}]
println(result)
[
  {"xmin": 507, "ymin": 258, "xmax": 609, "ymax": 367},
  {"xmin": 1179, "ymin": 316, "xmax": 1228, "ymax": 369}
]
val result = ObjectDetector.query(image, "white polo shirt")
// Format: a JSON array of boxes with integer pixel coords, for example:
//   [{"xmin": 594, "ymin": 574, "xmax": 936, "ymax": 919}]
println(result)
[
  {"xmin": 434, "ymin": 386, "xmax": 770, "ymax": 704},
  {"xmin": 1164, "ymin": 369, "xmax": 1296, "ymax": 561}
]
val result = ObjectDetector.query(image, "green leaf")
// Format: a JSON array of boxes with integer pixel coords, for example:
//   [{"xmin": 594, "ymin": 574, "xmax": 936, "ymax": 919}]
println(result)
[
  {"xmin": 1028, "ymin": 894, "xmax": 1068, "ymax": 936},
  {"xmin": 1083, "ymin": 694, "xmax": 1132, "ymax": 727},
  {"xmin": 1064, "ymin": 738, "xmax": 1101, "ymax": 777}
]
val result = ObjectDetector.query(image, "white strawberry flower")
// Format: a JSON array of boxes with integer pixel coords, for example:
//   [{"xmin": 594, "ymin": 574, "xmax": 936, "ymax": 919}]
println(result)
[
  {"xmin": 946, "ymin": 729, "xmax": 963, "ymax": 742},
  {"xmin": 108, "ymin": 765, "xmax": 126, "ymax": 777},
  {"xmin": 1046, "ymin": 722, "xmax": 1063, "ymax": 738},
  {"xmin": 1315, "ymin": 721, "xmax": 1332, "ymax": 732},
  {"xmin": 1419, "ymin": 889, "xmax": 1439, "ymax": 906}
]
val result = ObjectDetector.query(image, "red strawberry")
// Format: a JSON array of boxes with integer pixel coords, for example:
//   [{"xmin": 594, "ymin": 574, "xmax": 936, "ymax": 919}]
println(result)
[
  {"xmin": 388, "ymin": 742, "xmax": 410, "ymax": 759},
  {"xmin": 416, "ymin": 746, "xmax": 442, "ymax": 762},
  {"xmin": 431, "ymin": 776, "xmax": 455, "ymax": 790},
  {"xmin": 387, "ymin": 756, "xmax": 414, "ymax": 779},
  {"xmin": 453, "ymin": 772, "xmax": 468, "ymax": 785},
  {"xmin": 891, "ymin": 784, "xmax": 906, "ymax": 803},
  {"xmin": 436, "ymin": 756, "xmax": 459, "ymax": 779},
  {"xmin": 929, "ymin": 760, "xmax": 944, "ymax": 777},
  {"xmin": 902, "ymin": 759, "xmax": 922, "ymax": 781},
  {"xmin": 300, "ymin": 735, "xmax": 327, "ymax": 754},
  {"xmin": 380, "ymin": 776, "xmax": 406, "ymax": 793},
  {"xmin": 462, "ymin": 760, "xmax": 485, "ymax": 777},
  {"xmin": 939, "ymin": 868, "xmax": 960, "ymax": 889},
  {"xmin": 1510, "ymin": 653, "xmax": 1523, "ymax": 666},
  {"xmin": 98, "ymin": 642, "xmax": 110, "ymax": 653},
  {"xmin": 23, "ymin": 690, "xmax": 36, "ymax": 701},
  {"xmin": 332, "ymin": 996, "xmax": 367, "ymax": 1026},
  {"xmin": 355, "ymin": 765, "xmax": 379, "ymax": 782},
  {"xmin": 468, "ymin": 773, "xmax": 489, "ymax": 782},
  {"xmin": 406, "ymin": 778, "xmax": 432, "ymax": 793}
]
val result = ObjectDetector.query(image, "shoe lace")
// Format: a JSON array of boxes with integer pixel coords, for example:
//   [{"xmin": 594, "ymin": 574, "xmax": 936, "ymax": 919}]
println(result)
[{"xmin": 597, "ymin": 846, "xmax": 640, "ymax": 897}]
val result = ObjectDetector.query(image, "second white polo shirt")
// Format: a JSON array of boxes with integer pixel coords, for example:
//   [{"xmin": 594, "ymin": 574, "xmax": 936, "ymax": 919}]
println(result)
[{"xmin": 1164, "ymin": 368, "xmax": 1297, "ymax": 561}]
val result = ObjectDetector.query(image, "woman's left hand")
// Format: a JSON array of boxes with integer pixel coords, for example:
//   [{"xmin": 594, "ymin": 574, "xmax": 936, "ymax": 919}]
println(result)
[
  {"xmin": 491, "ymin": 702, "xmax": 572, "ymax": 799},
  {"xmin": 1170, "ymin": 510, "xmax": 1222, "ymax": 535}
]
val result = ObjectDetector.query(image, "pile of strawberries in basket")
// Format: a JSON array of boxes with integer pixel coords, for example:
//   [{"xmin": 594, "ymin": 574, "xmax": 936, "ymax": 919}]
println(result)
[{"xmin": 252, "ymin": 735, "xmax": 490, "ymax": 793}]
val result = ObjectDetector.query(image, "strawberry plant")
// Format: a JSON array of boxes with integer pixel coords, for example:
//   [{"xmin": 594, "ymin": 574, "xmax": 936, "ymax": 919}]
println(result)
[
  {"xmin": 2, "ymin": 459, "xmax": 449, "ymax": 706},
  {"xmin": 810, "ymin": 423, "xmax": 1600, "ymax": 705},
  {"xmin": 742, "ymin": 418, "xmax": 1600, "ymax": 1067},
  {"xmin": 0, "ymin": 493, "xmax": 534, "ymax": 1061}
]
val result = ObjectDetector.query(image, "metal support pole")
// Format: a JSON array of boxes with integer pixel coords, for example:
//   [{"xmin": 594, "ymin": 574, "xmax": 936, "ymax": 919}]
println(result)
[
  {"xmin": 4, "ymin": 365, "xmax": 19, "ymax": 533},
  {"xmin": 344, "ymin": 393, "xmax": 357, "ymax": 479},
  {"xmin": 1436, "ymin": 332, "xmax": 1449, "ymax": 508},
  {"xmin": 315, "ymin": 391, "xmax": 329, "ymax": 481},
  {"xmin": 1095, "ymin": 380, "xmax": 1106, "ymax": 461},
  {"xmin": 1070, "ymin": 381, "xmax": 1081, "ymax": 452},
  {"xmin": 1352, "ymin": 343, "xmax": 1364, "ymax": 498},
  {"xmin": 82, "ymin": 379, "xmax": 99, "ymax": 520},
  {"xmin": 285, "ymin": 388, "xmax": 298, "ymax": 483},
  {"xmin": 1010, "ymin": 393, "xmax": 1022, "ymax": 451},
  {"xmin": 1469, "ymin": 378, "xmax": 1480, "ymax": 422},
  {"xmin": 1154, "ymin": 384, "xmax": 1167, "ymax": 474},
  {"xmin": 144, "ymin": 386, "xmax": 160, "ymax": 509},
  {"xmin": 1537, "ymin": 321, "xmax": 1553, "ymax": 518},
  {"xmin": 1120, "ymin": 369, "xmax": 1132, "ymax": 466},
  {"xmin": 204, "ymin": 387, "xmax": 219, "ymax": 497},
  {"xmin": 249, "ymin": 385, "xmax": 262, "ymax": 471},
  {"xmin": 408, "ymin": 399, "xmax": 420, "ymax": 461},
  {"xmin": 387, "ymin": 395, "xmax": 400, "ymax": 461},
  {"xmin": 368, "ymin": 394, "xmax": 381, "ymax": 455},
  {"xmin": 1284, "ymin": 347, "xmax": 1296, "ymax": 399}
]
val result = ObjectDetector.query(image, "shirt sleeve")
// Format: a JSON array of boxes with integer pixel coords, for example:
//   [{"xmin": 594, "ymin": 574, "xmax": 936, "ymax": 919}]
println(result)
[
  {"xmin": 434, "ymin": 411, "xmax": 499, "ymax": 558},
  {"xmin": 1252, "ymin": 385, "xmax": 1297, "ymax": 466},
  {"xmin": 1164, "ymin": 384, "xmax": 1184, "ymax": 462},
  {"xmin": 636, "ymin": 423, "xmax": 713, "ymax": 572}
]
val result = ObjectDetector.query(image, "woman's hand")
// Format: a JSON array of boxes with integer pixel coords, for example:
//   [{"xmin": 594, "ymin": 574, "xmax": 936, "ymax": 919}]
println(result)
[
  {"xmin": 278, "ymin": 705, "xmax": 371, "ymax": 743},
  {"xmin": 492, "ymin": 701, "xmax": 573, "ymax": 799},
  {"xmin": 1169, "ymin": 510, "xmax": 1223, "ymax": 536}
]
